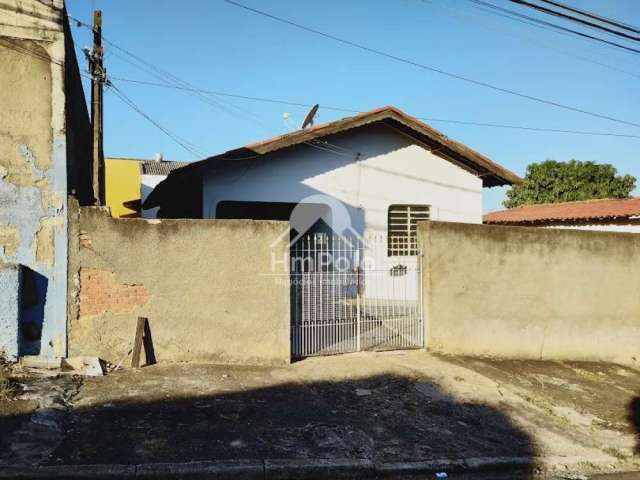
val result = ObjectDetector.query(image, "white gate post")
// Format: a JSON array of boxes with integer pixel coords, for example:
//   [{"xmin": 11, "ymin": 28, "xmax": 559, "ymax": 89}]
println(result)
[{"xmin": 355, "ymin": 248, "xmax": 361, "ymax": 352}]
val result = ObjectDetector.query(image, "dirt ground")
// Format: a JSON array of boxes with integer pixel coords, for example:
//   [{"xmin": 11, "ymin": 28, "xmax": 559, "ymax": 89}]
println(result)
[
  {"xmin": 0, "ymin": 363, "xmax": 37, "ymax": 459},
  {"xmin": 0, "ymin": 361, "xmax": 78, "ymax": 468},
  {"xmin": 1, "ymin": 351, "xmax": 639, "ymax": 477}
]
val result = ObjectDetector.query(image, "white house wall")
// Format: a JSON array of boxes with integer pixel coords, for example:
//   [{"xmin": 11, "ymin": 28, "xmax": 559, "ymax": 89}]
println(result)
[
  {"xmin": 141, "ymin": 174, "xmax": 167, "ymax": 219},
  {"xmin": 202, "ymin": 124, "xmax": 483, "ymax": 234},
  {"xmin": 545, "ymin": 223, "xmax": 640, "ymax": 233}
]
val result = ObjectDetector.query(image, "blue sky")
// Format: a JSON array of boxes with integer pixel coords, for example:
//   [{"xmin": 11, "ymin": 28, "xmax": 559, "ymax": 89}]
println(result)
[{"xmin": 66, "ymin": 0, "xmax": 640, "ymax": 212}]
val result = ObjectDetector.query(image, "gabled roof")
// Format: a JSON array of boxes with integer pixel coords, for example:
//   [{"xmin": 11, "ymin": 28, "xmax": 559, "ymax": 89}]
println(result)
[
  {"xmin": 143, "ymin": 106, "xmax": 522, "ymax": 213},
  {"xmin": 483, "ymin": 197, "xmax": 640, "ymax": 225},
  {"xmin": 177, "ymin": 106, "xmax": 522, "ymax": 187}
]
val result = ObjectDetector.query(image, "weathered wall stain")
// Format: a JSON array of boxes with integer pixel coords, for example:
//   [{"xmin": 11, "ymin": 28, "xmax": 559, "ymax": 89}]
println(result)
[
  {"xmin": 34, "ymin": 217, "xmax": 61, "ymax": 265},
  {"xmin": 0, "ymin": 224, "xmax": 19, "ymax": 256},
  {"xmin": 0, "ymin": 39, "xmax": 53, "ymax": 187}
]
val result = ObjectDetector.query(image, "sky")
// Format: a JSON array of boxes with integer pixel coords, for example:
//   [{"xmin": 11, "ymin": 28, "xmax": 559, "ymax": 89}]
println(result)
[{"xmin": 66, "ymin": 0, "xmax": 640, "ymax": 212}]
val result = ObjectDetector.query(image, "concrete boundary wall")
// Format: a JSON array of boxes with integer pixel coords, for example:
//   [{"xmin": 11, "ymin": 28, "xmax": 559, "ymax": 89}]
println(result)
[
  {"xmin": 68, "ymin": 205, "xmax": 291, "ymax": 366},
  {"xmin": 419, "ymin": 221, "xmax": 640, "ymax": 364}
]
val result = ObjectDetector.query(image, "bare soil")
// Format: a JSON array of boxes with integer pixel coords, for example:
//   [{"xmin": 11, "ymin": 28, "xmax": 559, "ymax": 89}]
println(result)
[
  {"xmin": 39, "ymin": 351, "xmax": 640, "ymax": 477},
  {"xmin": 1, "ymin": 351, "xmax": 638, "ymax": 478}
]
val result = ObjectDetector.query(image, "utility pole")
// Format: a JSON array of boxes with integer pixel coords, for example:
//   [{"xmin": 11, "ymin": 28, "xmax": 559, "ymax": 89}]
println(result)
[{"xmin": 90, "ymin": 10, "xmax": 105, "ymax": 205}]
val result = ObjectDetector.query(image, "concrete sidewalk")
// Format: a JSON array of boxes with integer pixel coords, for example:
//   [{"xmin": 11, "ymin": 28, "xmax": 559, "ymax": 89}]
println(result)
[{"xmin": 1, "ymin": 351, "xmax": 639, "ymax": 478}]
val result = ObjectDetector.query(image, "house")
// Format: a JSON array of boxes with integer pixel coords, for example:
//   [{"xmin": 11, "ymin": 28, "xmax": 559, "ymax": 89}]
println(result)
[
  {"xmin": 483, "ymin": 197, "xmax": 640, "ymax": 233},
  {"xmin": 142, "ymin": 106, "xmax": 522, "ymax": 356},
  {"xmin": 144, "ymin": 106, "xmax": 522, "ymax": 243},
  {"xmin": 105, "ymin": 157, "xmax": 189, "ymax": 218}
]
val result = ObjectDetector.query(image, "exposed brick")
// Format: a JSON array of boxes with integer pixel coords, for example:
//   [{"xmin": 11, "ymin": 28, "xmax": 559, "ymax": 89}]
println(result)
[{"xmin": 79, "ymin": 268, "xmax": 150, "ymax": 318}]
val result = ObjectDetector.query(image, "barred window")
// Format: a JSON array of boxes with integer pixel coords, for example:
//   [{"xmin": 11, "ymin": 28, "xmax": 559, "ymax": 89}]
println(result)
[{"xmin": 387, "ymin": 204, "xmax": 430, "ymax": 256}]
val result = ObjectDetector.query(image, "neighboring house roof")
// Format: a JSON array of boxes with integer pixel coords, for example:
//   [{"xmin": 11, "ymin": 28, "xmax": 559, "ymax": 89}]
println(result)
[
  {"xmin": 483, "ymin": 197, "xmax": 640, "ymax": 225},
  {"xmin": 105, "ymin": 157, "xmax": 190, "ymax": 176},
  {"xmin": 143, "ymin": 106, "xmax": 522, "ymax": 214},
  {"xmin": 141, "ymin": 161, "xmax": 191, "ymax": 176}
]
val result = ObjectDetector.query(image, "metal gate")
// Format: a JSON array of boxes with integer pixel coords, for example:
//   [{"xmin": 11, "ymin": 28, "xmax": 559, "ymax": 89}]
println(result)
[{"xmin": 291, "ymin": 234, "xmax": 423, "ymax": 359}]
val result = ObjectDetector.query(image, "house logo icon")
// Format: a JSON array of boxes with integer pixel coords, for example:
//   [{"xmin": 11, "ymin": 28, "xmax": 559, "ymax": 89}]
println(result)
[{"xmin": 269, "ymin": 194, "xmax": 363, "ymax": 249}]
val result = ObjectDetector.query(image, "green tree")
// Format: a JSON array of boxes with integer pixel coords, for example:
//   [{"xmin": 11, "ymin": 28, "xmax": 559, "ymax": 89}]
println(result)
[{"xmin": 503, "ymin": 160, "xmax": 636, "ymax": 208}]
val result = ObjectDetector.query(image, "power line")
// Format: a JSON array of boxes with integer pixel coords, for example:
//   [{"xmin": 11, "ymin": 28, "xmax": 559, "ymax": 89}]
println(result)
[
  {"xmin": 107, "ymin": 44, "xmax": 268, "ymax": 127},
  {"xmin": 108, "ymin": 81, "xmax": 351, "ymax": 159},
  {"xmin": 222, "ymin": 0, "xmax": 640, "ymax": 129},
  {"xmin": 71, "ymin": 15, "xmax": 347, "ymax": 159},
  {"xmin": 68, "ymin": 10, "xmax": 640, "ymax": 147},
  {"xmin": 106, "ymin": 81, "xmax": 207, "ymax": 158},
  {"xmin": 466, "ymin": 0, "xmax": 640, "ymax": 55},
  {"xmin": 109, "ymin": 76, "xmax": 353, "ymax": 111},
  {"xmin": 110, "ymin": 76, "xmax": 640, "ymax": 139},
  {"xmin": 508, "ymin": 0, "xmax": 640, "ymax": 42},
  {"xmin": 69, "ymin": 14, "xmax": 275, "ymax": 131},
  {"xmin": 537, "ymin": 0, "xmax": 640, "ymax": 34},
  {"xmin": 463, "ymin": 0, "xmax": 613, "ymax": 50},
  {"xmin": 419, "ymin": 0, "xmax": 640, "ymax": 80}
]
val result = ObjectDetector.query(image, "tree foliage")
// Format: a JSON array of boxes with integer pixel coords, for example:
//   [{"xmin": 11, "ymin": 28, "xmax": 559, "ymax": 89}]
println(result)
[{"xmin": 503, "ymin": 160, "xmax": 636, "ymax": 209}]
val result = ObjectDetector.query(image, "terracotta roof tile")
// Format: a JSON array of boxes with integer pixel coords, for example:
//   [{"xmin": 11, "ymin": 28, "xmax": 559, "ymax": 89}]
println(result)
[
  {"xmin": 483, "ymin": 197, "xmax": 640, "ymax": 224},
  {"xmin": 174, "ymin": 106, "xmax": 522, "ymax": 188}
]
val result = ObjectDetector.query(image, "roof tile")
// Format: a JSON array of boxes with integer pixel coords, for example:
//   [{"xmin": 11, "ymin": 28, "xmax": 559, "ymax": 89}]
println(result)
[{"xmin": 484, "ymin": 197, "xmax": 640, "ymax": 224}]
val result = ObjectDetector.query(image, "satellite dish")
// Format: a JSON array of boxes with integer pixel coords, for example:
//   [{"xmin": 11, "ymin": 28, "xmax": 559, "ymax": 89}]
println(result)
[{"xmin": 301, "ymin": 104, "xmax": 319, "ymax": 130}]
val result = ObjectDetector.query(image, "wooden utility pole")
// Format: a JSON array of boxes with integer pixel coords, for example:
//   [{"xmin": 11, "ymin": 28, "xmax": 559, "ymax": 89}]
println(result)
[{"xmin": 90, "ymin": 10, "xmax": 105, "ymax": 205}]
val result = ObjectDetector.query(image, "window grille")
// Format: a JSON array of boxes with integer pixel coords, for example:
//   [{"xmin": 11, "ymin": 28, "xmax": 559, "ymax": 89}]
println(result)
[{"xmin": 387, "ymin": 204, "xmax": 430, "ymax": 256}]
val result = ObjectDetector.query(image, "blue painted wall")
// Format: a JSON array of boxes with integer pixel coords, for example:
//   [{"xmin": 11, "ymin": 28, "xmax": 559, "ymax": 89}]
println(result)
[
  {"xmin": 0, "ymin": 265, "xmax": 21, "ymax": 360},
  {"xmin": 0, "ymin": 1, "xmax": 92, "ymax": 359}
]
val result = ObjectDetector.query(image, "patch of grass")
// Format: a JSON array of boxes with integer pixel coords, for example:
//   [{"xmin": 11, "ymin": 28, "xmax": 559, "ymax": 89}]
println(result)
[{"xmin": 0, "ymin": 371, "xmax": 17, "ymax": 400}]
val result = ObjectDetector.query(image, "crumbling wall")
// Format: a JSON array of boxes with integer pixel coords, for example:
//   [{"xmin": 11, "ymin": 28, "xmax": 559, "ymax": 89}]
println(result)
[
  {"xmin": 419, "ymin": 221, "xmax": 640, "ymax": 364},
  {"xmin": 69, "ymin": 207, "xmax": 291, "ymax": 366},
  {"xmin": 0, "ymin": 0, "xmax": 71, "ymax": 357}
]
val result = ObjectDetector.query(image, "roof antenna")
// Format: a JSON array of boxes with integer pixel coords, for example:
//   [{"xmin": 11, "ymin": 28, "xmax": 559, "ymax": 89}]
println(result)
[{"xmin": 301, "ymin": 104, "xmax": 319, "ymax": 129}]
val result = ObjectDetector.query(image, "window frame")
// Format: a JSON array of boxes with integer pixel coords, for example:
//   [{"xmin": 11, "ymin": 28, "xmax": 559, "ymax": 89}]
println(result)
[{"xmin": 387, "ymin": 204, "xmax": 430, "ymax": 256}]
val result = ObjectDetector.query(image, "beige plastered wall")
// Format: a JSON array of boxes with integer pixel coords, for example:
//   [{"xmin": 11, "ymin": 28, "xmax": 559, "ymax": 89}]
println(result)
[
  {"xmin": 68, "ymin": 205, "xmax": 291, "ymax": 366},
  {"xmin": 420, "ymin": 221, "xmax": 640, "ymax": 365}
]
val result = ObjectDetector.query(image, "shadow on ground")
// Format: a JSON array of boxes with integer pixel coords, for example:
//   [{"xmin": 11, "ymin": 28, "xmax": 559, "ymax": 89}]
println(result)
[{"xmin": 0, "ymin": 372, "xmax": 537, "ymax": 476}]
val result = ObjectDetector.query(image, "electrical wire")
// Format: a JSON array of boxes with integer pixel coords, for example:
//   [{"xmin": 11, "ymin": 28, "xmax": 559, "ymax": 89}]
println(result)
[
  {"xmin": 11, "ymin": 28, "xmax": 638, "ymax": 142},
  {"xmin": 69, "ymin": 15, "xmax": 276, "ymax": 131},
  {"xmin": 508, "ymin": 0, "xmax": 640, "ymax": 42},
  {"xmin": 302, "ymin": 140, "xmax": 354, "ymax": 158},
  {"xmin": 418, "ymin": 0, "xmax": 640, "ymax": 80},
  {"xmin": 221, "ymin": 0, "xmax": 640, "ymax": 130},
  {"xmin": 537, "ymin": 0, "xmax": 640, "ymax": 34},
  {"xmin": 107, "ymin": 76, "xmax": 640, "ymax": 140},
  {"xmin": 466, "ymin": 0, "xmax": 640, "ymax": 55},
  {"xmin": 70, "ymin": 10, "xmax": 640, "ymax": 135},
  {"xmin": 107, "ymin": 81, "xmax": 207, "ymax": 158},
  {"xmin": 108, "ymin": 48, "xmax": 272, "ymax": 131}
]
